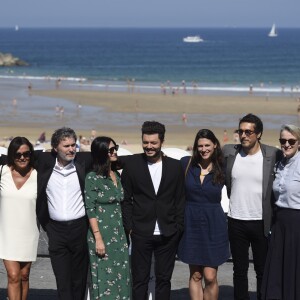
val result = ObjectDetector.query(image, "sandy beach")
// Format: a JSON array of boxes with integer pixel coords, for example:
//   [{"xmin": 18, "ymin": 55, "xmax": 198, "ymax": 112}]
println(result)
[{"xmin": 0, "ymin": 79, "xmax": 299, "ymax": 152}]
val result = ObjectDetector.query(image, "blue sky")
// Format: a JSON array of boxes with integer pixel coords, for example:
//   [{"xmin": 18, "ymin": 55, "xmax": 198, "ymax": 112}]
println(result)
[{"xmin": 1, "ymin": 0, "xmax": 299, "ymax": 28}]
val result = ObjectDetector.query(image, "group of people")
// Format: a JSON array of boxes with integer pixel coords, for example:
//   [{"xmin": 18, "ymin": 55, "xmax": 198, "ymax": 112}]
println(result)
[{"xmin": 0, "ymin": 114, "xmax": 299, "ymax": 300}]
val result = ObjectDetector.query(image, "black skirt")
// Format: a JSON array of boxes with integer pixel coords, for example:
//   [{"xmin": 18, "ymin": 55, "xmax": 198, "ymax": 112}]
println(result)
[{"xmin": 261, "ymin": 207, "xmax": 300, "ymax": 300}]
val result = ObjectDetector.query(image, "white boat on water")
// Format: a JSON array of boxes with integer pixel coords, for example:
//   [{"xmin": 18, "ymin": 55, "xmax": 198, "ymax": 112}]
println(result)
[
  {"xmin": 268, "ymin": 24, "xmax": 277, "ymax": 37},
  {"xmin": 15, "ymin": 25, "xmax": 19, "ymax": 31},
  {"xmin": 183, "ymin": 35, "xmax": 203, "ymax": 43}
]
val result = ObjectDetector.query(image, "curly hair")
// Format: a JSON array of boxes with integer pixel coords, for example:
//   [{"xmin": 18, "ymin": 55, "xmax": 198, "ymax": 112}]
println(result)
[
  {"xmin": 141, "ymin": 121, "xmax": 165, "ymax": 142},
  {"xmin": 51, "ymin": 127, "xmax": 77, "ymax": 149}
]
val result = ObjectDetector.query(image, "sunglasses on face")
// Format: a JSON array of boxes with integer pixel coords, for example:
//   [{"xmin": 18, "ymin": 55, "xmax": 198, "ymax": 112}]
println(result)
[
  {"xmin": 108, "ymin": 145, "xmax": 119, "ymax": 155},
  {"xmin": 237, "ymin": 129, "xmax": 255, "ymax": 137},
  {"xmin": 14, "ymin": 151, "xmax": 31, "ymax": 159},
  {"xmin": 279, "ymin": 138, "xmax": 297, "ymax": 146}
]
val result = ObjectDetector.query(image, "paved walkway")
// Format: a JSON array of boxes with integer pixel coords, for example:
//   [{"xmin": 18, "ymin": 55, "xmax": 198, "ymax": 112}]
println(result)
[{"xmin": 0, "ymin": 257, "xmax": 257, "ymax": 299}]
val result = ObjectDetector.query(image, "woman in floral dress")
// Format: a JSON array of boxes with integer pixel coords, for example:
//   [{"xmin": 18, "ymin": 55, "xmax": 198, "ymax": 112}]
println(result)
[{"xmin": 85, "ymin": 136, "xmax": 131, "ymax": 299}]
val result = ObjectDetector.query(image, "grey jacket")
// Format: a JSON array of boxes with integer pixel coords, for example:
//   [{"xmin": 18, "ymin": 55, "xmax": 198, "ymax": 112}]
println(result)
[{"xmin": 223, "ymin": 143, "xmax": 282, "ymax": 236}]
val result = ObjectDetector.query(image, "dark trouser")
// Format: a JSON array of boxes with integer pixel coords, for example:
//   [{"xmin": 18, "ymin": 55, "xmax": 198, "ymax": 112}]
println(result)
[
  {"xmin": 228, "ymin": 217, "xmax": 268, "ymax": 300},
  {"xmin": 131, "ymin": 232, "xmax": 180, "ymax": 300},
  {"xmin": 46, "ymin": 216, "xmax": 89, "ymax": 300}
]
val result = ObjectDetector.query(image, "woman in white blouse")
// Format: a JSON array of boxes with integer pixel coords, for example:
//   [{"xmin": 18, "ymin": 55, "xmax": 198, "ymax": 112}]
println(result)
[{"xmin": 261, "ymin": 124, "xmax": 300, "ymax": 300}]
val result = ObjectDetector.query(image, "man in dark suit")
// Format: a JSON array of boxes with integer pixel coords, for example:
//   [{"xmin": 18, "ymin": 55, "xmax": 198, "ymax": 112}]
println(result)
[
  {"xmin": 223, "ymin": 114, "xmax": 281, "ymax": 300},
  {"xmin": 121, "ymin": 121, "xmax": 185, "ymax": 300},
  {"xmin": 36, "ymin": 127, "xmax": 91, "ymax": 300}
]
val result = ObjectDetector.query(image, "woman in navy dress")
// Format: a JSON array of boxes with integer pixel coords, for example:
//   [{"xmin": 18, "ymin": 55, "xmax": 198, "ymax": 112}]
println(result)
[{"xmin": 178, "ymin": 129, "xmax": 229, "ymax": 300}]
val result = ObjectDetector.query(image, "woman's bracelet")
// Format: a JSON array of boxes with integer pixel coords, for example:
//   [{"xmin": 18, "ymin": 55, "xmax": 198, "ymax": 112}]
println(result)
[{"xmin": 93, "ymin": 230, "xmax": 99, "ymax": 234}]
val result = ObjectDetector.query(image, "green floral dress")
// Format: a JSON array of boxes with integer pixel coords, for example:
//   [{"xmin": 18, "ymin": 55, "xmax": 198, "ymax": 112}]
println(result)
[{"xmin": 85, "ymin": 171, "xmax": 131, "ymax": 300}]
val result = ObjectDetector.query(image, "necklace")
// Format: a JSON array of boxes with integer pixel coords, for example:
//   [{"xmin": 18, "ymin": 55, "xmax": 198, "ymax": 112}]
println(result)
[
  {"xmin": 200, "ymin": 172, "xmax": 209, "ymax": 176},
  {"xmin": 199, "ymin": 163, "xmax": 212, "ymax": 177}
]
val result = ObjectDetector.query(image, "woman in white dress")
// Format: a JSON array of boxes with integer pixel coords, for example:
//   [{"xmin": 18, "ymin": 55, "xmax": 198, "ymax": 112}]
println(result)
[{"xmin": 0, "ymin": 137, "xmax": 39, "ymax": 300}]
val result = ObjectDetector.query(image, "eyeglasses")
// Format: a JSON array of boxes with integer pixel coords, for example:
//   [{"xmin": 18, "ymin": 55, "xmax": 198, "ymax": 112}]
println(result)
[
  {"xmin": 108, "ymin": 145, "xmax": 119, "ymax": 155},
  {"xmin": 14, "ymin": 151, "xmax": 31, "ymax": 159},
  {"xmin": 237, "ymin": 129, "xmax": 255, "ymax": 137},
  {"xmin": 279, "ymin": 138, "xmax": 297, "ymax": 146}
]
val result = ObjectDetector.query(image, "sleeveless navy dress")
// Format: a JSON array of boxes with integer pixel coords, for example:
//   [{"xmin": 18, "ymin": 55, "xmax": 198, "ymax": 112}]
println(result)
[{"xmin": 177, "ymin": 156, "xmax": 229, "ymax": 267}]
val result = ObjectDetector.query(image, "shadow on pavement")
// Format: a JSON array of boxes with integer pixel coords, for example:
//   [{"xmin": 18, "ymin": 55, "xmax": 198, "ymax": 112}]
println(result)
[
  {"xmin": 171, "ymin": 286, "xmax": 257, "ymax": 300},
  {"xmin": 0, "ymin": 288, "xmax": 57, "ymax": 300}
]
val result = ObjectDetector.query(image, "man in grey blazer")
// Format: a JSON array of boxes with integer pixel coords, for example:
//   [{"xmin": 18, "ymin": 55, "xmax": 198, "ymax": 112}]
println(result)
[{"xmin": 223, "ymin": 114, "xmax": 281, "ymax": 300}]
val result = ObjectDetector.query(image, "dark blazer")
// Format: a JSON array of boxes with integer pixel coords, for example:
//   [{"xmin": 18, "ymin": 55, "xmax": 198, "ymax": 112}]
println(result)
[
  {"xmin": 223, "ymin": 143, "xmax": 282, "ymax": 236},
  {"xmin": 36, "ymin": 151, "xmax": 92, "ymax": 231},
  {"xmin": 120, "ymin": 153, "xmax": 185, "ymax": 237}
]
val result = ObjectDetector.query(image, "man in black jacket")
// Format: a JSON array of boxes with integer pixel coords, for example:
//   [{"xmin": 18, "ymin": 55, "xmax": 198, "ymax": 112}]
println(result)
[
  {"xmin": 36, "ymin": 127, "xmax": 91, "ymax": 300},
  {"xmin": 121, "ymin": 121, "xmax": 185, "ymax": 300}
]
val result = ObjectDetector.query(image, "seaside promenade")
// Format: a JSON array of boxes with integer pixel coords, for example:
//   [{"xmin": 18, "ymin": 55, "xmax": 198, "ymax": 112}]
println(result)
[{"xmin": 0, "ymin": 257, "xmax": 257, "ymax": 299}]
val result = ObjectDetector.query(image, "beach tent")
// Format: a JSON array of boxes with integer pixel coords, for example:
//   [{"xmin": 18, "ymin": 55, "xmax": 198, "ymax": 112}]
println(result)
[
  {"xmin": 0, "ymin": 146, "xmax": 8, "ymax": 155},
  {"xmin": 162, "ymin": 147, "xmax": 191, "ymax": 160},
  {"xmin": 117, "ymin": 147, "xmax": 133, "ymax": 156}
]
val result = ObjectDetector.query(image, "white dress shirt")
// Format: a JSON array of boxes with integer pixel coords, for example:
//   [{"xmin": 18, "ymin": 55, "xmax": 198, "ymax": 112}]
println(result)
[
  {"xmin": 46, "ymin": 159, "xmax": 86, "ymax": 221},
  {"xmin": 148, "ymin": 160, "xmax": 163, "ymax": 235}
]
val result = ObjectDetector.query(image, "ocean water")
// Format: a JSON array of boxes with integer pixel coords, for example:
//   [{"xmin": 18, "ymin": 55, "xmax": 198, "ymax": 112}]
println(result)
[{"xmin": 0, "ymin": 27, "xmax": 300, "ymax": 95}]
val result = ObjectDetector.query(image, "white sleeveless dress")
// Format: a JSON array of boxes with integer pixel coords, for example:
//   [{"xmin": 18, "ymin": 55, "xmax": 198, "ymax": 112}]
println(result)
[{"xmin": 0, "ymin": 165, "xmax": 39, "ymax": 261}]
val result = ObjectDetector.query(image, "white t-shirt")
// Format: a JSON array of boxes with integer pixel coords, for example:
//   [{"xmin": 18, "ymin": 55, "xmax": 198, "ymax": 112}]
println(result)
[
  {"xmin": 148, "ymin": 160, "xmax": 162, "ymax": 235},
  {"xmin": 228, "ymin": 149, "xmax": 263, "ymax": 220}
]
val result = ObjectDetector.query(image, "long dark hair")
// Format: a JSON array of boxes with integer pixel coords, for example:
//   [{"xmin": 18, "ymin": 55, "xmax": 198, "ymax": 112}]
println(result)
[
  {"xmin": 7, "ymin": 136, "xmax": 35, "ymax": 169},
  {"xmin": 191, "ymin": 129, "xmax": 224, "ymax": 185},
  {"xmin": 91, "ymin": 136, "xmax": 117, "ymax": 176}
]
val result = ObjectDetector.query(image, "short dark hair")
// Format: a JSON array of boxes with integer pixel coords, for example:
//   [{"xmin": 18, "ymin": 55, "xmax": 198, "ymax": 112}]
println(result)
[
  {"xmin": 239, "ymin": 113, "xmax": 263, "ymax": 138},
  {"xmin": 7, "ymin": 136, "xmax": 35, "ymax": 169},
  {"xmin": 91, "ymin": 136, "xmax": 117, "ymax": 176},
  {"xmin": 141, "ymin": 121, "xmax": 165, "ymax": 142},
  {"xmin": 191, "ymin": 129, "xmax": 224, "ymax": 185},
  {"xmin": 51, "ymin": 127, "xmax": 77, "ymax": 149}
]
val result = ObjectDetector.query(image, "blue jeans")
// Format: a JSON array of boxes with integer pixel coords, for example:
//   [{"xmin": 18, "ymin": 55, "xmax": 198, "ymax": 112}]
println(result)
[{"xmin": 228, "ymin": 217, "xmax": 268, "ymax": 300}]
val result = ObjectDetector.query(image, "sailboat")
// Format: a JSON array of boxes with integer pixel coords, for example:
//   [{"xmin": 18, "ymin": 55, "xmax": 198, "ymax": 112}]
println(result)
[
  {"xmin": 15, "ymin": 25, "xmax": 19, "ymax": 31},
  {"xmin": 268, "ymin": 24, "xmax": 277, "ymax": 37}
]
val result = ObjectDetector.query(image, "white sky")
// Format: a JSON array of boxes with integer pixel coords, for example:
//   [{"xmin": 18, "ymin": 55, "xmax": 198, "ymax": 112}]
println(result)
[{"xmin": 1, "ymin": 0, "xmax": 299, "ymax": 28}]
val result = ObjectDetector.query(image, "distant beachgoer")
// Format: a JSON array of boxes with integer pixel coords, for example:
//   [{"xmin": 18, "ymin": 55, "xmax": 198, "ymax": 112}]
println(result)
[
  {"xmin": 182, "ymin": 80, "xmax": 187, "ymax": 94},
  {"xmin": 90, "ymin": 129, "xmax": 96, "ymax": 142},
  {"xmin": 223, "ymin": 130, "xmax": 229, "ymax": 143},
  {"xmin": 55, "ymin": 105, "xmax": 60, "ymax": 116},
  {"xmin": 182, "ymin": 113, "xmax": 187, "ymax": 124},
  {"xmin": 249, "ymin": 84, "xmax": 253, "ymax": 94},
  {"xmin": 77, "ymin": 104, "xmax": 82, "ymax": 116},
  {"xmin": 233, "ymin": 130, "xmax": 239, "ymax": 144},
  {"xmin": 38, "ymin": 132, "xmax": 46, "ymax": 143},
  {"xmin": 12, "ymin": 98, "xmax": 17, "ymax": 107},
  {"xmin": 55, "ymin": 78, "xmax": 61, "ymax": 89},
  {"xmin": 59, "ymin": 106, "xmax": 64, "ymax": 120}
]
